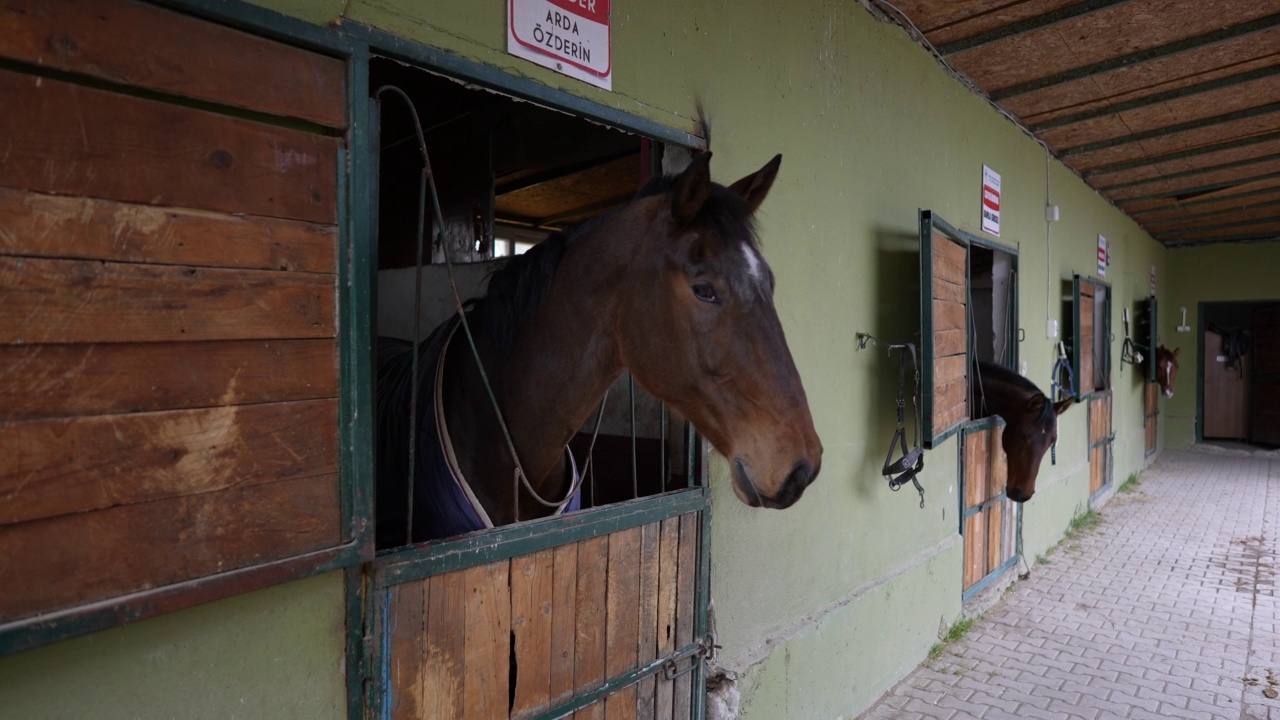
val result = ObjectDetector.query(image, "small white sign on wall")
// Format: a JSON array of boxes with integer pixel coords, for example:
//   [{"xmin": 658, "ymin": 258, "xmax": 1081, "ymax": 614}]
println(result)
[
  {"xmin": 981, "ymin": 165, "xmax": 1001, "ymax": 237},
  {"xmin": 1097, "ymin": 234, "xmax": 1108, "ymax": 277},
  {"xmin": 508, "ymin": 0, "xmax": 613, "ymax": 90}
]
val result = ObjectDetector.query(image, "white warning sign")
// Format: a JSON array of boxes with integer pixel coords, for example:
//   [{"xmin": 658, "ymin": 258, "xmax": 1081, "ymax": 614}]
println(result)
[{"xmin": 509, "ymin": 0, "xmax": 612, "ymax": 90}]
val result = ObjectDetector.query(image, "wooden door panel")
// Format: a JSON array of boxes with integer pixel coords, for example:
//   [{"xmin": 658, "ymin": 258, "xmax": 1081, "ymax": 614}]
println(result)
[{"xmin": 1253, "ymin": 307, "xmax": 1280, "ymax": 445}]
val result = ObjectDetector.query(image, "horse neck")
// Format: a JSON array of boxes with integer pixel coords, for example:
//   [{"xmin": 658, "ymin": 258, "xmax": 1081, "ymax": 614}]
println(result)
[
  {"xmin": 974, "ymin": 367, "xmax": 1035, "ymax": 424},
  {"xmin": 449, "ymin": 213, "xmax": 643, "ymax": 522}
]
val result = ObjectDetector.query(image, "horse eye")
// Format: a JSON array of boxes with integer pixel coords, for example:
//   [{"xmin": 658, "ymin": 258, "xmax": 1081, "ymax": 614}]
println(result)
[{"xmin": 692, "ymin": 283, "xmax": 720, "ymax": 304}]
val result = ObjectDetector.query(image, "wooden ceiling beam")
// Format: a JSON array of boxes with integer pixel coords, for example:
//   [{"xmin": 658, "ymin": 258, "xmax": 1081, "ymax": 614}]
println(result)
[
  {"xmin": 938, "ymin": 0, "xmax": 1133, "ymax": 56},
  {"xmin": 989, "ymin": 12, "xmax": 1280, "ymax": 100},
  {"xmin": 1167, "ymin": 235, "xmax": 1280, "ymax": 249},
  {"xmin": 1113, "ymin": 168, "xmax": 1280, "ymax": 205},
  {"xmin": 1094, "ymin": 152, "xmax": 1280, "ymax": 192},
  {"xmin": 1081, "ymin": 129, "xmax": 1280, "ymax": 177},
  {"xmin": 1059, "ymin": 101, "xmax": 1280, "ymax": 156},
  {"xmin": 1029, "ymin": 62, "xmax": 1280, "ymax": 132}
]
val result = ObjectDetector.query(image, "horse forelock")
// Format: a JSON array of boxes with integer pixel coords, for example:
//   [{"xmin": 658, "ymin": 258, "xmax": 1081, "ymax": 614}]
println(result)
[{"xmin": 636, "ymin": 176, "xmax": 761, "ymax": 253}]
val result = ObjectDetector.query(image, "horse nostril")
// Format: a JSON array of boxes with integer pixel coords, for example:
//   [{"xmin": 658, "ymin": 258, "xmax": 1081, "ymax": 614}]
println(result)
[
  {"xmin": 1007, "ymin": 487, "xmax": 1032, "ymax": 503},
  {"xmin": 787, "ymin": 460, "xmax": 815, "ymax": 490}
]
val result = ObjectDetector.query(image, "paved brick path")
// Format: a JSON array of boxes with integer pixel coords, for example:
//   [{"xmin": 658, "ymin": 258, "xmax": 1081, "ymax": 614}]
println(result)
[{"xmin": 857, "ymin": 449, "xmax": 1279, "ymax": 720}]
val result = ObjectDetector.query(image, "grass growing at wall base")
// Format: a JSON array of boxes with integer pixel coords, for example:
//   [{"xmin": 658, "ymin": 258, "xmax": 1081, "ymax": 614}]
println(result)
[
  {"xmin": 927, "ymin": 618, "xmax": 974, "ymax": 661},
  {"xmin": 1118, "ymin": 472, "xmax": 1142, "ymax": 494}
]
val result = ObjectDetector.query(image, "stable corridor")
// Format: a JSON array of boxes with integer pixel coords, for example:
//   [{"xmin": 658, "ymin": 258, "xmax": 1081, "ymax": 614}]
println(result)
[{"xmin": 858, "ymin": 449, "xmax": 1280, "ymax": 720}]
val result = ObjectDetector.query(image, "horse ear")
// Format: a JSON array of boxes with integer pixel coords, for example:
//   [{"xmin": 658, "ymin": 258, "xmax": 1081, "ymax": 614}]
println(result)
[
  {"xmin": 1053, "ymin": 398, "xmax": 1074, "ymax": 415},
  {"xmin": 1172, "ymin": 347, "xmax": 1180, "ymax": 360},
  {"xmin": 672, "ymin": 151, "xmax": 713, "ymax": 226},
  {"xmin": 727, "ymin": 154, "xmax": 782, "ymax": 215}
]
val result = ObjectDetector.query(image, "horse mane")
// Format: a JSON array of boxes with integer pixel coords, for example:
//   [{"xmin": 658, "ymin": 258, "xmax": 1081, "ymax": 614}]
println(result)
[
  {"xmin": 976, "ymin": 360, "xmax": 1056, "ymax": 427},
  {"xmin": 472, "ymin": 231, "xmax": 571, "ymax": 350},
  {"xmin": 475, "ymin": 168, "xmax": 761, "ymax": 349}
]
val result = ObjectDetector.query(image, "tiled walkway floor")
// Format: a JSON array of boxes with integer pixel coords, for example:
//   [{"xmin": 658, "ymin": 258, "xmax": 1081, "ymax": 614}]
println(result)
[{"xmin": 857, "ymin": 448, "xmax": 1280, "ymax": 720}]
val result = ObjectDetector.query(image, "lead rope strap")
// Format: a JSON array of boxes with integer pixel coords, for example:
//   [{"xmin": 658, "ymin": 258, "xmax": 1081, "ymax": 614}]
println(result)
[
  {"xmin": 882, "ymin": 343, "xmax": 925, "ymax": 509},
  {"xmin": 512, "ymin": 389, "xmax": 609, "ymax": 521},
  {"xmin": 376, "ymin": 84, "xmax": 550, "ymax": 521}
]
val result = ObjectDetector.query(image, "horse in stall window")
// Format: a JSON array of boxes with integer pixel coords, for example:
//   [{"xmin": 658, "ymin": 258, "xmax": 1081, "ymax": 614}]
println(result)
[
  {"xmin": 1156, "ymin": 345, "xmax": 1180, "ymax": 398},
  {"xmin": 972, "ymin": 360, "xmax": 1074, "ymax": 503},
  {"xmin": 376, "ymin": 153, "xmax": 824, "ymax": 546}
]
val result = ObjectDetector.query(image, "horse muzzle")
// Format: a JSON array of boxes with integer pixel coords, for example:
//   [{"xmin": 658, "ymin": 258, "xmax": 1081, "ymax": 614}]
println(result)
[
  {"xmin": 1164, "ymin": 388, "xmax": 1174, "ymax": 398},
  {"xmin": 1007, "ymin": 485, "xmax": 1034, "ymax": 503},
  {"xmin": 732, "ymin": 457, "xmax": 819, "ymax": 509}
]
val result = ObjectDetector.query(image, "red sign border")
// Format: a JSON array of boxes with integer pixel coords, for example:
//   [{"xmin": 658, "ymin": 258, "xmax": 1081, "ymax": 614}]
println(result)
[{"xmin": 510, "ymin": 0, "xmax": 613, "ymax": 78}]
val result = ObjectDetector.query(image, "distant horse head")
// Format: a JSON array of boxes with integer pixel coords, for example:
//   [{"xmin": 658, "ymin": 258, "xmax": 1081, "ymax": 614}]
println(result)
[
  {"xmin": 1156, "ymin": 345, "xmax": 1180, "ymax": 398},
  {"xmin": 614, "ymin": 152, "xmax": 823, "ymax": 509},
  {"xmin": 974, "ymin": 361, "xmax": 1073, "ymax": 503}
]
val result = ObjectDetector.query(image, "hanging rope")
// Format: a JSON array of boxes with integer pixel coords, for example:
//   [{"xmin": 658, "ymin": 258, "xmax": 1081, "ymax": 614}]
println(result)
[{"xmin": 375, "ymin": 85, "xmax": 584, "ymax": 525}]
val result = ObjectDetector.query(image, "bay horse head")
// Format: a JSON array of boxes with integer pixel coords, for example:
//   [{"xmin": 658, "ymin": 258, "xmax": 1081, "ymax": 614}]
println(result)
[
  {"xmin": 615, "ymin": 152, "xmax": 823, "ymax": 509},
  {"xmin": 376, "ymin": 150, "xmax": 824, "ymax": 544},
  {"xmin": 974, "ymin": 361, "xmax": 1073, "ymax": 503},
  {"xmin": 1156, "ymin": 345, "xmax": 1180, "ymax": 398}
]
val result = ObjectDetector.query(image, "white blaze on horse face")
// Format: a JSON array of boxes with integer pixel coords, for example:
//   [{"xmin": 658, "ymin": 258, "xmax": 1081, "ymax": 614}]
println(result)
[
  {"xmin": 1164, "ymin": 361, "xmax": 1174, "ymax": 397},
  {"xmin": 741, "ymin": 245, "xmax": 765, "ymax": 285}
]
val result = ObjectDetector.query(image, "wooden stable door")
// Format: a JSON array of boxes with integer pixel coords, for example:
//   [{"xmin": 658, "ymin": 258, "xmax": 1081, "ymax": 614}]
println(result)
[
  {"xmin": 1089, "ymin": 394, "xmax": 1113, "ymax": 497},
  {"xmin": 377, "ymin": 513, "xmax": 703, "ymax": 720},
  {"xmin": 0, "ymin": 0, "xmax": 348, "ymax": 643},
  {"xmin": 961, "ymin": 424, "xmax": 1016, "ymax": 599},
  {"xmin": 1204, "ymin": 329, "xmax": 1251, "ymax": 440},
  {"xmin": 1144, "ymin": 383, "xmax": 1158, "ymax": 458},
  {"xmin": 1254, "ymin": 307, "xmax": 1280, "ymax": 446}
]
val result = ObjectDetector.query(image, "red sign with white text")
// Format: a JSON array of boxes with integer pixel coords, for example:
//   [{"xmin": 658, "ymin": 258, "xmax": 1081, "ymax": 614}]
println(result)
[{"xmin": 981, "ymin": 165, "xmax": 1001, "ymax": 237}]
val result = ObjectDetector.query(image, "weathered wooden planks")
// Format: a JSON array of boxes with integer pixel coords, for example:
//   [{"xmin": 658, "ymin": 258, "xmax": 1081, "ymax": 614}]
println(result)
[
  {"xmin": 512, "ymin": 549, "xmax": 555, "ymax": 719},
  {"xmin": 464, "ymin": 562, "xmax": 512, "ymax": 720},
  {"xmin": 1145, "ymin": 382, "xmax": 1159, "ymax": 455},
  {"xmin": 604, "ymin": 527, "xmax": 642, "ymax": 720},
  {"xmin": 0, "ymin": 69, "xmax": 339, "ymax": 223},
  {"xmin": 653, "ymin": 517, "xmax": 680, "ymax": 719},
  {"xmin": 389, "ymin": 579, "xmax": 427, "ymax": 720},
  {"xmin": 574, "ymin": 536, "xmax": 610, "ymax": 720},
  {"xmin": 0, "ymin": 4, "xmax": 347, "ymax": 637},
  {"xmin": 0, "ymin": 472, "xmax": 340, "ymax": 620},
  {"xmin": 934, "ymin": 354, "xmax": 969, "ymax": 436},
  {"xmin": 0, "ymin": 399, "xmax": 338, "ymax": 526},
  {"xmin": 0, "ymin": 257, "xmax": 335, "ymax": 345},
  {"xmin": 423, "ymin": 571, "xmax": 466, "ymax": 720},
  {"xmin": 1089, "ymin": 395, "xmax": 1112, "ymax": 494},
  {"xmin": 932, "ymin": 233, "xmax": 969, "ymax": 438},
  {"xmin": 0, "ymin": 188, "xmax": 338, "ymax": 273},
  {"xmin": 0, "ymin": 0, "xmax": 346, "ymax": 128},
  {"xmin": 380, "ymin": 519, "xmax": 700, "ymax": 719},
  {"xmin": 0, "ymin": 340, "xmax": 338, "ymax": 421},
  {"xmin": 1079, "ymin": 292, "xmax": 1096, "ymax": 393},
  {"xmin": 963, "ymin": 425, "xmax": 1013, "ymax": 593},
  {"xmin": 550, "ymin": 543, "xmax": 580, "ymax": 707},
  {"xmin": 635, "ymin": 522, "xmax": 661, "ymax": 720},
  {"xmin": 672, "ymin": 514, "xmax": 698, "ymax": 719}
]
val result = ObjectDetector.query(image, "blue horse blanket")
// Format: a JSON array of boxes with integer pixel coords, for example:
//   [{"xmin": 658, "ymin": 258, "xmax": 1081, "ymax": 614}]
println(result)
[{"xmin": 375, "ymin": 315, "xmax": 580, "ymax": 547}]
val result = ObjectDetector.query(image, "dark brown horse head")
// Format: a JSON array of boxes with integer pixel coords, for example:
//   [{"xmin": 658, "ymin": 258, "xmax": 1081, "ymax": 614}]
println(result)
[
  {"xmin": 1156, "ymin": 345, "xmax": 1180, "ymax": 398},
  {"xmin": 1001, "ymin": 394, "xmax": 1073, "ymax": 503},
  {"xmin": 615, "ymin": 152, "xmax": 823, "ymax": 509},
  {"xmin": 975, "ymin": 360, "xmax": 1072, "ymax": 503}
]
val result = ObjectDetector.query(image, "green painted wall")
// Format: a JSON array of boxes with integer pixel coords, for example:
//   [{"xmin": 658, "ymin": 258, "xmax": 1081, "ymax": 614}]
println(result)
[
  {"xmin": 4, "ymin": 1, "xmax": 1196, "ymax": 717},
  {"xmin": 1162, "ymin": 242, "xmax": 1280, "ymax": 448},
  {"xmin": 277, "ymin": 1, "xmax": 1168, "ymax": 714},
  {"xmin": 0, "ymin": 572, "xmax": 347, "ymax": 720}
]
